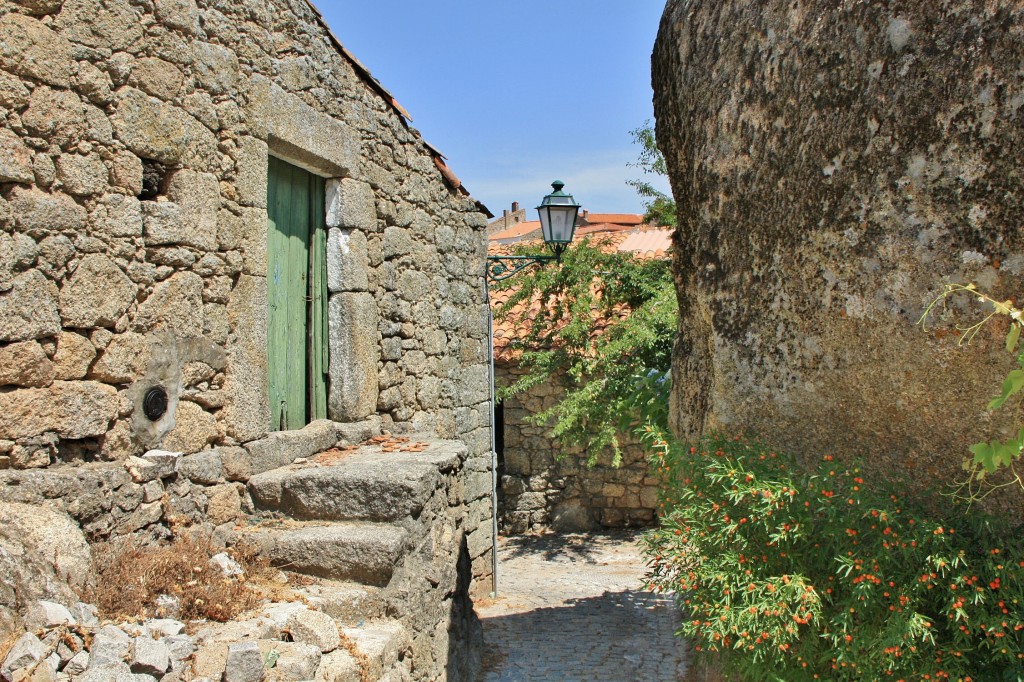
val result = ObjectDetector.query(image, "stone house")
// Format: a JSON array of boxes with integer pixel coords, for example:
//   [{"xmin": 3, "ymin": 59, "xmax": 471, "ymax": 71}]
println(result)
[
  {"xmin": 0, "ymin": 0, "xmax": 494, "ymax": 676},
  {"xmin": 490, "ymin": 222, "xmax": 672, "ymax": 533}
]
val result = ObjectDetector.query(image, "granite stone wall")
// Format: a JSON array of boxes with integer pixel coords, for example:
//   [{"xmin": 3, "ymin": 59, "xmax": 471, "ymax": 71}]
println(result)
[
  {"xmin": 654, "ymin": 0, "xmax": 1024, "ymax": 509},
  {"xmin": 0, "ymin": 0, "xmax": 494, "ymax": 602},
  {"xmin": 497, "ymin": 364, "xmax": 659, "ymax": 533},
  {"xmin": 0, "ymin": 0, "xmax": 490, "ymax": 459}
]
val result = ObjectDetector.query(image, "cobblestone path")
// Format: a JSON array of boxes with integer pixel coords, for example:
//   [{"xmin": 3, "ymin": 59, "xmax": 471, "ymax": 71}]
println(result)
[{"xmin": 475, "ymin": 530, "xmax": 690, "ymax": 681}]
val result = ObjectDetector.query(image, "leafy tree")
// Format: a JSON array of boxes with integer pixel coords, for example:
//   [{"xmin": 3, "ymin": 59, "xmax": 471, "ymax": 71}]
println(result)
[
  {"xmin": 494, "ymin": 239, "xmax": 676, "ymax": 466},
  {"xmin": 627, "ymin": 121, "xmax": 677, "ymax": 228}
]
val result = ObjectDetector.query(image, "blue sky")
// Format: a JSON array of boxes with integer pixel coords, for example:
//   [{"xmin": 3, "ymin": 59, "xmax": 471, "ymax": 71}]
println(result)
[{"xmin": 317, "ymin": 1, "xmax": 671, "ymax": 217}]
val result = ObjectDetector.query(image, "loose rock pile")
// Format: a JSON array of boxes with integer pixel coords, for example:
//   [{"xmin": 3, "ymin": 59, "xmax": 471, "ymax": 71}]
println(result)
[{"xmin": 2, "ymin": 594, "xmax": 410, "ymax": 681}]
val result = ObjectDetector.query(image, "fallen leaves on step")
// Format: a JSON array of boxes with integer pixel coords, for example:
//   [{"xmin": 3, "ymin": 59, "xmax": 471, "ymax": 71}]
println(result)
[
  {"xmin": 312, "ymin": 445, "xmax": 358, "ymax": 465},
  {"xmin": 363, "ymin": 434, "xmax": 429, "ymax": 453}
]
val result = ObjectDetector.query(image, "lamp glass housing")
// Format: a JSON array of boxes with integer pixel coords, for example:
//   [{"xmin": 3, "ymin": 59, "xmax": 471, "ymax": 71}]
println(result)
[{"xmin": 536, "ymin": 180, "xmax": 580, "ymax": 246}]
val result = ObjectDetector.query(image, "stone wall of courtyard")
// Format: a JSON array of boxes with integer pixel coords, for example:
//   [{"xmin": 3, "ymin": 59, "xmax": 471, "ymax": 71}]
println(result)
[{"xmin": 497, "ymin": 364, "xmax": 659, "ymax": 533}]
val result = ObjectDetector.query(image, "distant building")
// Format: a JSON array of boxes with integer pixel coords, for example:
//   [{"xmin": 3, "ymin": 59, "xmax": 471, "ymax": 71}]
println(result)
[
  {"xmin": 487, "ymin": 202, "xmax": 661, "ymax": 245},
  {"xmin": 488, "ymin": 212, "xmax": 673, "ymax": 533}
]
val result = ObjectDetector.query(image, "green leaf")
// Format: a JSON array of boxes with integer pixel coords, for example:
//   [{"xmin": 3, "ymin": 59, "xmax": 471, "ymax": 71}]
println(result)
[
  {"xmin": 1008, "ymin": 324, "xmax": 1022, "ymax": 353},
  {"xmin": 988, "ymin": 369, "xmax": 1024, "ymax": 410},
  {"xmin": 992, "ymin": 441, "xmax": 1021, "ymax": 470},
  {"xmin": 970, "ymin": 441, "xmax": 996, "ymax": 473},
  {"xmin": 970, "ymin": 437, "xmax": 1024, "ymax": 473}
]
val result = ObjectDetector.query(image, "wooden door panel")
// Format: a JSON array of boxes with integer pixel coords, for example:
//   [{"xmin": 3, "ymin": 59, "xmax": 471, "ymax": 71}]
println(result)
[{"xmin": 267, "ymin": 157, "xmax": 326, "ymax": 431}]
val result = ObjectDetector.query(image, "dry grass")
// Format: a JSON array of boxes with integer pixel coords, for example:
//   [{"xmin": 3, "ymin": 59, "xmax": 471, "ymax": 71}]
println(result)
[
  {"xmin": 84, "ymin": 533, "xmax": 266, "ymax": 623},
  {"xmin": 338, "ymin": 633, "xmax": 374, "ymax": 682}
]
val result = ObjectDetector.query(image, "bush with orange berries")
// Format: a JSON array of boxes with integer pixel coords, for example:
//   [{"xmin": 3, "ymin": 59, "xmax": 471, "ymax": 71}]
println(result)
[{"xmin": 643, "ymin": 433, "xmax": 1024, "ymax": 681}]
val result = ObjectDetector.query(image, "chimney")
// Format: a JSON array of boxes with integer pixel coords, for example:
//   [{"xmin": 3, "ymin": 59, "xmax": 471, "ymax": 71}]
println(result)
[
  {"xmin": 582, "ymin": 209, "xmax": 590, "ymax": 221},
  {"xmin": 511, "ymin": 201, "xmax": 519, "ymax": 212}
]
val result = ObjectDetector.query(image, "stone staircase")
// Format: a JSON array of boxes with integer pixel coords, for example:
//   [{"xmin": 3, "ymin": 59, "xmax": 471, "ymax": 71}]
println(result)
[
  {"xmin": 245, "ymin": 442, "xmax": 461, "ymax": 587},
  {"xmin": 234, "ymin": 436, "xmax": 475, "ymax": 681}
]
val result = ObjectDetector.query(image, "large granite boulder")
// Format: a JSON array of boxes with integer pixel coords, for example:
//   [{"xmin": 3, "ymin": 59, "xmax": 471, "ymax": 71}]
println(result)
[
  {"xmin": 654, "ymin": 1, "xmax": 1024, "ymax": 497},
  {"xmin": 0, "ymin": 503, "xmax": 91, "ymax": 642}
]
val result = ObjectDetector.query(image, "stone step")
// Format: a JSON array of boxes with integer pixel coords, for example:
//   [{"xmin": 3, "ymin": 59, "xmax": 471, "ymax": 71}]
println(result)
[
  {"xmin": 342, "ymin": 619, "xmax": 412, "ymax": 681},
  {"xmin": 249, "ymin": 523, "xmax": 408, "ymax": 587},
  {"xmin": 248, "ymin": 439, "xmax": 465, "ymax": 523},
  {"xmin": 297, "ymin": 580, "xmax": 386, "ymax": 626}
]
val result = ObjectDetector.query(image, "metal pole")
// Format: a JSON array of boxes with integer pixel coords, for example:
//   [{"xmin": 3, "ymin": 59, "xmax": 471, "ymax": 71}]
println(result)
[{"xmin": 486, "ymin": 279, "xmax": 499, "ymax": 597}]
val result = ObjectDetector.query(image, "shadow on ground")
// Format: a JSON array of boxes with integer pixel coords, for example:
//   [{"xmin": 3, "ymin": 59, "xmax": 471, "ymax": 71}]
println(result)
[
  {"xmin": 499, "ymin": 529, "xmax": 651, "ymax": 564},
  {"xmin": 477, "ymin": 589, "xmax": 687, "ymax": 682}
]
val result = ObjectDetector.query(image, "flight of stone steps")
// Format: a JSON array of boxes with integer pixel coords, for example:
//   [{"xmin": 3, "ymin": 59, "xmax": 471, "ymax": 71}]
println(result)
[{"xmin": 234, "ymin": 435, "xmax": 474, "ymax": 681}]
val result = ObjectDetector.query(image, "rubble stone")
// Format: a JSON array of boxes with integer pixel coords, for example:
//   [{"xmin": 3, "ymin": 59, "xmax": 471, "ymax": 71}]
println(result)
[
  {"xmin": 0, "ymin": 128, "xmax": 34, "ymax": 184},
  {"xmin": 133, "ymin": 272, "xmax": 204, "ymax": 337},
  {"xmin": 24, "ymin": 601, "xmax": 76, "ymax": 630},
  {"xmin": 55, "ymin": 153, "xmax": 108, "ymax": 197},
  {"xmin": 0, "ymin": 381, "xmax": 118, "ymax": 440},
  {"xmin": 55, "ymin": 0, "xmax": 143, "ymax": 51},
  {"xmin": 87, "ymin": 626, "xmax": 132, "ymax": 669},
  {"xmin": 0, "ymin": 502, "xmax": 91, "ymax": 594},
  {"xmin": 0, "ymin": 14, "xmax": 75, "ymax": 88},
  {"xmin": 208, "ymin": 552, "xmax": 243, "ymax": 577},
  {"xmin": 110, "ymin": 87, "xmax": 217, "ymax": 169},
  {"xmin": 0, "ymin": 271, "xmax": 61, "ymax": 343},
  {"xmin": 162, "ymin": 401, "xmax": 219, "ymax": 454},
  {"xmin": 1, "ymin": 632, "xmax": 45, "ymax": 681},
  {"xmin": 130, "ymin": 636, "xmax": 170, "ymax": 676},
  {"xmin": 286, "ymin": 609, "xmax": 340, "ymax": 653},
  {"xmin": 59, "ymin": 254, "xmax": 136, "ymax": 329},
  {"xmin": 205, "ymin": 485, "xmax": 242, "ymax": 525},
  {"xmin": 92, "ymin": 194, "xmax": 143, "ymax": 239},
  {"xmin": 222, "ymin": 642, "xmax": 264, "ymax": 682},
  {"xmin": 175, "ymin": 448, "xmax": 223, "ymax": 484},
  {"xmin": 63, "ymin": 651, "xmax": 89, "ymax": 677},
  {"xmin": 0, "ymin": 341, "xmax": 54, "ymax": 387},
  {"xmin": 78, "ymin": 661, "xmax": 135, "ymax": 682},
  {"xmin": 52, "ymin": 332, "xmax": 96, "ymax": 381},
  {"xmin": 254, "ymin": 641, "xmax": 319, "ymax": 680}
]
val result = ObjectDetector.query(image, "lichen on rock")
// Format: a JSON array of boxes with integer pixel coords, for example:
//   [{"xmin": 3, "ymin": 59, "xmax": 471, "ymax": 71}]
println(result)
[{"xmin": 654, "ymin": 0, "xmax": 1024, "ymax": 502}]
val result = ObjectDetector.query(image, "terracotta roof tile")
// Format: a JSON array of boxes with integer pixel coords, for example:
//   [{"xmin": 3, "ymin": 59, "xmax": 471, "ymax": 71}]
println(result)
[
  {"xmin": 617, "ymin": 229, "xmax": 673, "ymax": 258},
  {"xmin": 576, "ymin": 223, "xmax": 636, "ymax": 236},
  {"xmin": 583, "ymin": 213, "xmax": 645, "ymax": 226},
  {"xmin": 488, "ymin": 221, "xmax": 542, "ymax": 241},
  {"xmin": 488, "ymin": 227, "xmax": 673, "ymax": 361}
]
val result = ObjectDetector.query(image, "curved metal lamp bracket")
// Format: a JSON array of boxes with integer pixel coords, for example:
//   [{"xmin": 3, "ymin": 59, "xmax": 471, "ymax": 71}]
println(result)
[{"xmin": 485, "ymin": 244, "xmax": 567, "ymax": 282}]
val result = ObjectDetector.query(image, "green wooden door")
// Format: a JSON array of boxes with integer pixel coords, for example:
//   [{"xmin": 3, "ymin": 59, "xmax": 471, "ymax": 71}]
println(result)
[{"xmin": 267, "ymin": 156, "xmax": 328, "ymax": 431}]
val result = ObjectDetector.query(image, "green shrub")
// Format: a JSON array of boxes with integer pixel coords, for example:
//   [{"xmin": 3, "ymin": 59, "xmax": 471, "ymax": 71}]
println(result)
[{"xmin": 642, "ymin": 432, "xmax": 1024, "ymax": 681}]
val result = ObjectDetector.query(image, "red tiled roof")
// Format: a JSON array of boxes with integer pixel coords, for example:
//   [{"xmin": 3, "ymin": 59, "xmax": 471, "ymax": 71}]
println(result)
[
  {"xmin": 576, "ymin": 223, "xmax": 636, "ymax": 236},
  {"xmin": 489, "ymin": 221, "xmax": 542, "ymax": 241},
  {"xmin": 583, "ymin": 213, "xmax": 645, "ymax": 226},
  {"xmin": 617, "ymin": 228, "xmax": 673, "ymax": 258},
  {"xmin": 488, "ymin": 228, "xmax": 672, "ymax": 361}
]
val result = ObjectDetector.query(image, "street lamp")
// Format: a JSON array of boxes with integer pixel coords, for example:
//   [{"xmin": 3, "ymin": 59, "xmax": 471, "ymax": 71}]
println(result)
[
  {"xmin": 485, "ymin": 181, "xmax": 581, "ymax": 596},
  {"xmin": 486, "ymin": 180, "xmax": 581, "ymax": 281}
]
